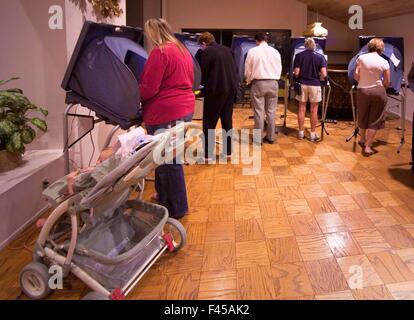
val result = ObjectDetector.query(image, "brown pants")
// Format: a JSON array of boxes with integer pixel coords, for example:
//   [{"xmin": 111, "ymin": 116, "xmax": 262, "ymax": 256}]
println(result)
[{"xmin": 356, "ymin": 86, "xmax": 387, "ymax": 130}]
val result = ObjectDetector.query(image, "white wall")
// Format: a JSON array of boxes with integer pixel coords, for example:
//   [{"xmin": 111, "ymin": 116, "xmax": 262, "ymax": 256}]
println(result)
[
  {"xmin": 364, "ymin": 13, "xmax": 414, "ymax": 120},
  {"xmin": 0, "ymin": 0, "xmax": 68, "ymax": 151},
  {"xmin": 163, "ymin": 0, "xmax": 308, "ymax": 36}
]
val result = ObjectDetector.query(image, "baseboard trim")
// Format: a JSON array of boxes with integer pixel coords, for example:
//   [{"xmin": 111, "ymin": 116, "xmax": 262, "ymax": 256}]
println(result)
[{"xmin": 0, "ymin": 204, "xmax": 50, "ymax": 251}]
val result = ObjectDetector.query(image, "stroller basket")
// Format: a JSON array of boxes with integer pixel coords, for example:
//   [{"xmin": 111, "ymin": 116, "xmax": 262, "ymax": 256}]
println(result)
[{"xmin": 73, "ymin": 200, "xmax": 168, "ymax": 290}]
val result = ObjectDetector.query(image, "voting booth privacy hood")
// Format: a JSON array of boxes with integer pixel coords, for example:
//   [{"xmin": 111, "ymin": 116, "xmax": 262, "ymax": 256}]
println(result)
[
  {"xmin": 62, "ymin": 21, "xmax": 148, "ymax": 130},
  {"xmin": 348, "ymin": 36, "xmax": 404, "ymax": 95}
]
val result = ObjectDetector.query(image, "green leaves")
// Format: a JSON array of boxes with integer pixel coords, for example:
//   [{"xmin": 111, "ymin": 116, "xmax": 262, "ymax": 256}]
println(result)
[
  {"xmin": 6, "ymin": 132, "xmax": 23, "ymax": 154},
  {"xmin": 21, "ymin": 126, "xmax": 35, "ymax": 144},
  {"xmin": 0, "ymin": 77, "xmax": 19, "ymax": 87},
  {"xmin": 0, "ymin": 119, "xmax": 18, "ymax": 137},
  {"xmin": 31, "ymin": 118, "xmax": 47, "ymax": 132},
  {"xmin": 0, "ymin": 77, "xmax": 48, "ymax": 155}
]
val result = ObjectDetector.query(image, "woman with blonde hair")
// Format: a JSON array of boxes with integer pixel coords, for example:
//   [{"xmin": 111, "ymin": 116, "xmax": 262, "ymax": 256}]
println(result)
[
  {"xmin": 354, "ymin": 38, "xmax": 391, "ymax": 156},
  {"xmin": 139, "ymin": 18, "xmax": 195, "ymax": 219}
]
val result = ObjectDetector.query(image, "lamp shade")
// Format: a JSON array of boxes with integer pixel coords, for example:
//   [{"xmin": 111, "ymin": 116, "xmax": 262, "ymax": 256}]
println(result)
[{"xmin": 303, "ymin": 22, "xmax": 328, "ymax": 37}]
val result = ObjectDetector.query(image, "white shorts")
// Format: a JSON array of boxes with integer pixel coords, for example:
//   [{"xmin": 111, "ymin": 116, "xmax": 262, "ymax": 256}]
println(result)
[{"xmin": 296, "ymin": 85, "xmax": 322, "ymax": 103}]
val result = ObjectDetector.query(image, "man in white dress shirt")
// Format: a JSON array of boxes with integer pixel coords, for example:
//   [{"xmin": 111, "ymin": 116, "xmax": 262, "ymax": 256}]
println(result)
[{"xmin": 245, "ymin": 33, "xmax": 282, "ymax": 144}]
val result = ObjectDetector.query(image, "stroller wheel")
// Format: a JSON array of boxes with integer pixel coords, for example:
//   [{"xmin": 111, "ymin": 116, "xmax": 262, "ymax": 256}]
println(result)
[
  {"xmin": 164, "ymin": 218, "xmax": 187, "ymax": 252},
  {"xmin": 20, "ymin": 262, "xmax": 52, "ymax": 299},
  {"xmin": 82, "ymin": 291, "xmax": 110, "ymax": 300}
]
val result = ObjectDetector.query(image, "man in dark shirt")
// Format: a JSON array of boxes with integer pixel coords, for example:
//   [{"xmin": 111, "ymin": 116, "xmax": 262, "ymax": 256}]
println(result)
[
  {"xmin": 198, "ymin": 32, "xmax": 239, "ymax": 162},
  {"xmin": 293, "ymin": 37, "xmax": 327, "ymax": 142}
]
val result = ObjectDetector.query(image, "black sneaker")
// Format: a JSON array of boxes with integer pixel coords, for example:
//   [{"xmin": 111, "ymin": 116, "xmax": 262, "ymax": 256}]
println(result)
[{"xmin": 263, "ymin": 137, "xmax": 274, "ymax": 144}]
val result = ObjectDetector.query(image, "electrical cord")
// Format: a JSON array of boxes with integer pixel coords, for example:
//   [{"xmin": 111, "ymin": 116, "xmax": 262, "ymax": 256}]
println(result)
[{"xmin": 88, "ymin": 110, "xmax": 96, "ymax": 167}]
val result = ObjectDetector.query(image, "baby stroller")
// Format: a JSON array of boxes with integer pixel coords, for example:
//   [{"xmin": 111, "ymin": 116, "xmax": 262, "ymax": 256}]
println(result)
[{"xmin": 20, "ymin": 122, "xmax": 199, "ymax": 300}]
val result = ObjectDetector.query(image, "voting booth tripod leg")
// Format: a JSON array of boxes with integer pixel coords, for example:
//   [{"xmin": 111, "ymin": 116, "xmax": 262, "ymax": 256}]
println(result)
[
  {"xmin": 397, "ymin": 84, "xmax": 407, "ymax": 154},
  {"xmin": 320, "ymin": 85, "xmax": 331, "ymax": 141},
  {"xmin": 346, "ymin": 87, "xmax": 359, "ymax": 147}
]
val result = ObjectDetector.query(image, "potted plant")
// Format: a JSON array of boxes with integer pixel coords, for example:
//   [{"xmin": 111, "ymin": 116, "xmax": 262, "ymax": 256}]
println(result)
[{"xmin": 0, "ymin": 78, "xmax": 48, "ymax": 172}]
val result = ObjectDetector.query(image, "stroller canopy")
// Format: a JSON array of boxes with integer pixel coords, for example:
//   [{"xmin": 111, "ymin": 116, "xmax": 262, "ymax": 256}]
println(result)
[
  {"xmin": 62, "ymin": 21, "xmax": 147, "ymax": 130},
  {"xmin": 290, "ymin": 37, "xmax": 327, "ymax": 81},
  {"xmin": 348, "ymin": 36, "xmax": 404, "ymax": 95},
  {"xmin": 232, "ymin": 35, "xmax": 256, "ymax": 84}
]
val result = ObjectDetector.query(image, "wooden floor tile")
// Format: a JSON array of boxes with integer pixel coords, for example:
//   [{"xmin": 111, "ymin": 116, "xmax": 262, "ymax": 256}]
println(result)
[
  {"xmin": 259, "ymin": 201, "xmax": 287, "ymax": 219},
  {"xmin": 364, "ymin": 208, "xmax": 399, "ymax": 227},
  {"xmin": 159, "ymin": 245, "xmax": 204, "ymax": 275},
  {"xmin": 283, "ymin": 199, "xmax": 312, "ymax": 215},
  {"xmin": 300, "ymin": 184, "xmax": 327, "ymax": 199},
  {"xmin": 271, "ymin": 262, "xmax": 314, "ymax": 299},
  {"xmin": 341, "ymin": 181, "xmax": 369, "ymax": 194},
  {"xmin": 235, "ymin": 203, "xmax": 261, "ymax": 220},
  {"xmin": 296, "ymin": 234, "xmax": 333, "ymax": 261},
  {"xmin": 339, "ymin": 210, "xmax": 375, "ymax": 231},
  {"xmin": 403, "ymin": 224, "xmax": 414, "ymax": 238},
  {"xmin": 235, "ymin": 219, "xmax": 265, "ymax": 242},
  {"xmin": 330, "ymin": 196, "xmax": 361, "ymax": 212},
  {"xmin": 378, "ymin": 225, "xmax": 414, "ymax": 250},
  {"xmin": 276, "ymin": 175, "xmax": 298, "ymax": 187},
  {"xmin": 315, "ymin": 290, "xmax": 354, "ymax": 300},
  {"xmin": 203, "ymin": 242, "xmax": 235, "ymax": 272},
  {"xmin": 182, "ymin": 206, "xmax": 209, "ymax": 223},
  {"xmin": 326, "ymin": 162, "xmax": 348, "ymax": 172},
  {"xmin": 198, "ymin": 270, "xmax": 237, "ymax": 300},
  {"xmin": 296, "ymin": 174, "xmax": 318, "ymax": 186},
  {"xmin": 237, "ymin": 266, "xmax": 276, "ymax": 299},
  {"xmin": 320, "ymin": 183, "xmax": 348, "ymax": 196},
  {"xmin": 360, "ymin": 180, "xmax": 389, "ymax": 193},
  {"xmin": 205, "ymin": 222, "xmax": 235, "ymax": 243},
  {"xmin": 262, "ymin": 217, "xmax": 294, "ymax": 239},
  {"xmin": 352, "ymin": 228, "xmax": 392, "ymax": 254},
  {"xmin": 372, "ymin": 191, "xmax": 404, "ymax": 207},
  {"xmin": 234, "ymin": 189, "xmax": 259, "ymax": 204},
  {"xmin": 159, "ymin": 272, "xmax": 201, "ymax": 300},
  {"xmin": 185, "ymin": 222, "xmax": 207, "ymax": 245},
  {"xmin": 316, "ymin": 173, "xmax": 338, "ymax": 184},
  {"xmin": 210, "ymin": 190, "xmax": 235, "ymax": 205},
  {"xmin": 315, "ymin": 212, "xmax": 347, "ymax": 234},
  {"xmin": 212, "ymin": 178, "xmax": 234, "ymax": 192},
  {"xmin": 351, "ymin": 193, "xmax": 382, "ymax": 209},
  {"xmin": 272, "ymin": 166, "xmax": 293, "ymax": 176},
  {"xmin": 267, "ymin": 237, "xmax": 302, "ymax": 265},
  {"xmin": 367, "ymin": 251, "xmax": 414, "ymax": 284},
  {"xmin": 337, "ymin": 255, "xmax": 383, "ymax": 289},
  {"xmin": 255, "ymin": 175, "xmax": 277, "ymax": 189},
  {"xmin": 289, "ymin": 214, "xmax": 322, "ymax": 236},
  {"xmin": 304, "ymin": 258, "xmax": 349, "ymax": 294},
  {"xmin": 386, "ymin": 205, "xmax": 414, "ymax": 224},
  {"xmin": 306, "ymin": 197, "xmax": 337, "ymax": 215},
  {"xmin": 325, "ymin": 232, "xmax": 363, "ymax": 258},
  {"xmin": 278, "ymin": 186, "xmax": 305, "ymax": 200},
  {"xmin": 236, "ymin": 240, "xmax": 270, "ymax": 268},
  {"xmin": 257, "ymin": 188, "xmax": 282, "ymax": 202},
  {"xmin": 386, "ymin": 281, "xmax": 414, "ymax": 300},
  {"xmin": 208, "ymin": 204, "xmax": 235, "ymax": 222},
  {"xmin": 234, "ymin": 176, "xmax": 256, "ymax": 190},
  {"xmin": 352, "ymin": 285, "xmax": 394, "ymax": 300},
  {"xmin": 333, "ymin": 171, "xmax": 357, "ymax": 183},
  {"xmin": 396, "ymin": 249, "xmax": 414, "ymax": 274}
]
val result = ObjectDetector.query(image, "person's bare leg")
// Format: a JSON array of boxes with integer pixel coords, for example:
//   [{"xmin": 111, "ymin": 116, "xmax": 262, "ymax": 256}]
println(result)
[
  {"xmin": 310, "ymin": 102, "xmax": 319, "ymax": 133},
  {"xmin": 365, "ymin": 128, "xmax": 377, "ymax": 153},
  {"xmin": 298, "ymin": 101, "xmax": 306, "ymax": 132},
  {"xmin": 360, "ymin": 129, "xmax": 366, "ymax": 145}
]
